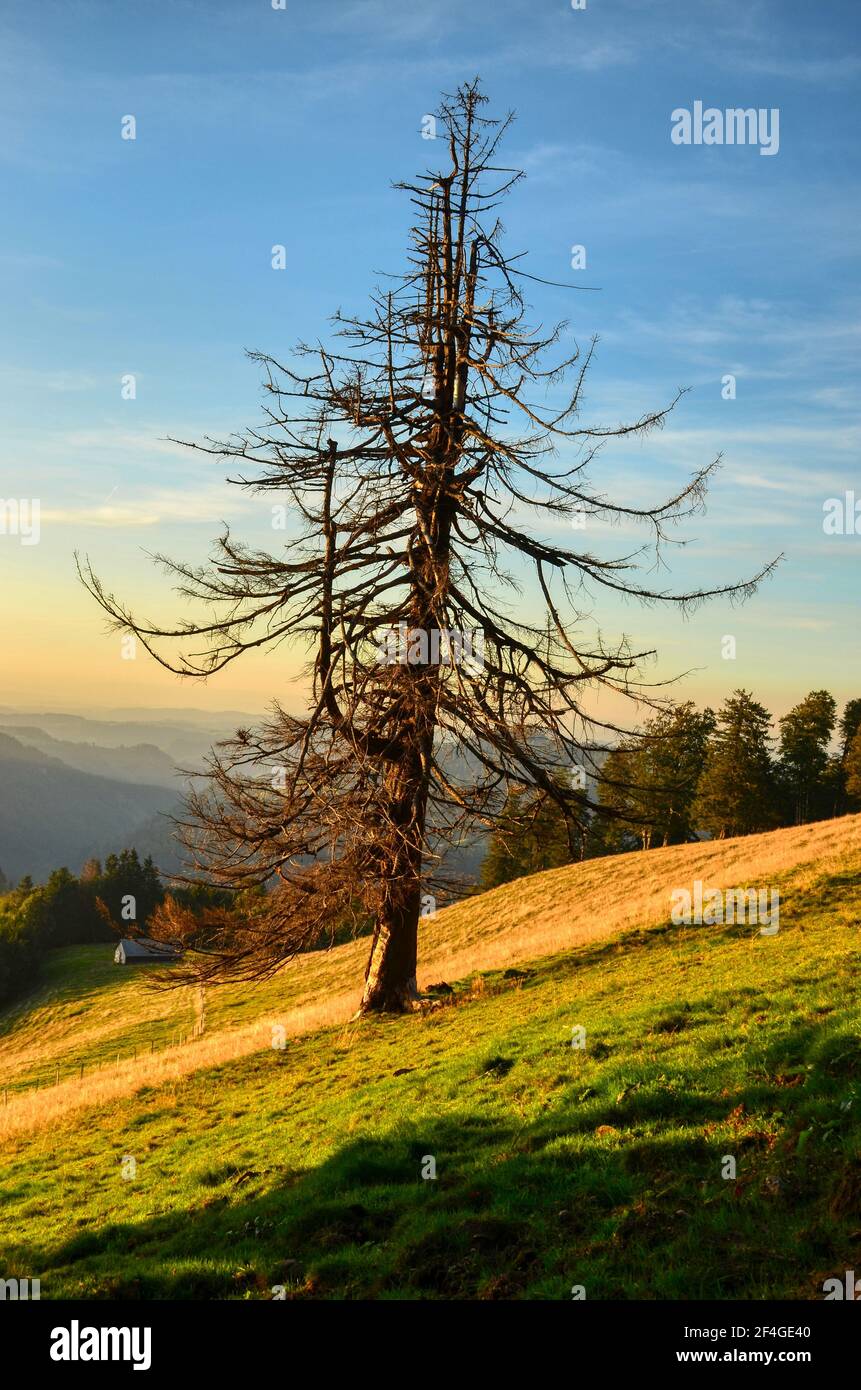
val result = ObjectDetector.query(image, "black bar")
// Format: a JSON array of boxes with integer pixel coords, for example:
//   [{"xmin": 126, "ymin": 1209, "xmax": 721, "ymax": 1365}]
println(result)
[{"xmin": 4, "ymin": 1298, "xmax": 855, "ymax": 1375}]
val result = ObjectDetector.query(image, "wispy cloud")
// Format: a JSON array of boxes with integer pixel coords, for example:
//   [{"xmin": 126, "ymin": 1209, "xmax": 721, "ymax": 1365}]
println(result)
[
  {"xmin": 604, "ymin": 297, "xmax": 861, "ymax": 384},
  {"xmin": 40, "ymin": 504, "xmax": 161, "ymax": 528},
  {"xmin": 0, "ymin": 365, "xmax": 99, "ymax": 392},
  {"xmin": 731, "ymin": 53, "xmax": 861, "ymax": 83},
  {"xmin": 40, "ymin": 481, "xmax": 263, "ymax": 529}
]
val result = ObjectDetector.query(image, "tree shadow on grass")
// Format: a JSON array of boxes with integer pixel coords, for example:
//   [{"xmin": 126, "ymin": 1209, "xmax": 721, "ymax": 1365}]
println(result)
[{"xmin": 7, "ymin": 1066, "xmax": 857, "ymax": 1301}]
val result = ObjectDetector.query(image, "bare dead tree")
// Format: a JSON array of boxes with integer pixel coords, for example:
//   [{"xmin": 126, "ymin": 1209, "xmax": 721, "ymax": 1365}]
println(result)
[{"xmin": 78, "ymin": 81, "xmax": 779, "ymax": 1013}]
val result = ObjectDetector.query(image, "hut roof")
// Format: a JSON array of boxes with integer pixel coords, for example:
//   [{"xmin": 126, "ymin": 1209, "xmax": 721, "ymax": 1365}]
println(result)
[{"xmin": 115, "ymin": 936, "xmax": 181, "ymax": 960}]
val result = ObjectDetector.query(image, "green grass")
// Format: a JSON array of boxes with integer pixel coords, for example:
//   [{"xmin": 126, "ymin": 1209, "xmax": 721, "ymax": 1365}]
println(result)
[
  {"xmin": 0, "ymin": 936, "xmax": 357, "ymax": 1095},
  {"xmin": 1, "ymin": 860, "xmax": 860, "ymax": 1299}
]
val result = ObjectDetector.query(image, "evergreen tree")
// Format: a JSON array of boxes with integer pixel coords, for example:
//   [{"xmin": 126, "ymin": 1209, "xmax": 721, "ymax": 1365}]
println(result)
[
  {"xmin": 481, "ymin": 777, "xmax": 577, "ymax": 888},
  {"xmin": 845, "ymin": 726, "xmax": 861, "ymax": 807},
  {"xmin": 94, "ymin": 849, "xmax": 163, "ymax": 931},
  {"xmin": 777, "ymin": 689, "xmax": 837, "ymax": 824},
  {"xmin": 21, "ymin": 868, "xmax": 108, "ymax": 947},
  {"xmin": 835, "ymin": 699, "xmax": 861, "ymax": 814},
  {"xmin": 594, "ymin": 742, "xmax": 650, "ymax": 851},
  {"xmin": 0, "ymin": 909, "xmax": 40, "ymax": 1006},
  {"xmin": 639, "ymin": 703, "xmax": 716, "ymax": 846},
  {"xmin": 692, "ymin": 690, "xmax": 778, "ymax": 839},
  {"xmin": 839, "ymin": 699, "xmax": 861, "ymax": 757},
  {"xmin": 481, "ymin": 787, "xmax": 528, "ymax": 888},
  {"xmin": 594, "ymin": 703, "xmax": 715, "ymax": 851}
]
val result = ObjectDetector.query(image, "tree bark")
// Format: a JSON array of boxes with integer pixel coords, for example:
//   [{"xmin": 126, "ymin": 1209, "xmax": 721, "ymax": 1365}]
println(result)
[
  {"xmin": 360, "ymin": 891, "xmax": 421, "ymax": 1012},
  {"xmin": 359, "ymin": 749, "xmax": 430, "ymax": 1012}
]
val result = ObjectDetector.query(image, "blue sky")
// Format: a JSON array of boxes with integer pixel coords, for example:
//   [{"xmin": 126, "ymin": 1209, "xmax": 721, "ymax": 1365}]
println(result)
[{"xmin": 0, "ymin": 0, "xmax": 858, "ymax": 720}]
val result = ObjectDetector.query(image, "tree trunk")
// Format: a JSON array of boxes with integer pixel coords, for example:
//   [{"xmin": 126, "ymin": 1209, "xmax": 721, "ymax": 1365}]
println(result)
[
  {"xmin": 360, "ymin": 890, "xmax": 421, "ymax": 1013},
  {"xmin": 359, "ymin": 681, "xmax": 436, "ymax": 1014},
  {"xmin": 359, "ymin": 773, "xmax": 427, "ymax": 1012},
  {"xmin": 360, "ymin": 187, "xmax": 461, "ymax": 1014}
]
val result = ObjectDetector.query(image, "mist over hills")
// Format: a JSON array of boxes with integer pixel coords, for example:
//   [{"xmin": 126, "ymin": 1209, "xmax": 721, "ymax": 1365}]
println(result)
[
  {"xmin": 0, "ymin": 726, "xmax": 178, "ymax": 788},
  {"xmin": 0, "ymin": 731, "xmax": 177, "ymax": 882},
  {"xmin": 0, "ymin": 709, "xmax": 247, "ymax": 765},
  {"xmin": 0, "ymin": 707, "xmax": 270, "ymax": 882},
  {"xmin": 0, "ymin": 707, "xmax": 602, "ymax": 888}
]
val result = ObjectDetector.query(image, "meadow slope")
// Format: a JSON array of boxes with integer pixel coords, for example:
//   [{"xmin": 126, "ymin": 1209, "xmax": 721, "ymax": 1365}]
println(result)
[
  {"xmin": 2, "ymin": 814, "xmax": 859, "ymax": 1138},
  {"xmin": 0, "ymin": 816, "xmax": 859, "ymax": 1298}
]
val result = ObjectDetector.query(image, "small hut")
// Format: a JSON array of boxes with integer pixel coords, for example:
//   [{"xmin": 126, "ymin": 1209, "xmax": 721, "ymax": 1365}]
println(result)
[{"xmin": 113, "ymin": 937, "xmax": 182, "ymax": 965}]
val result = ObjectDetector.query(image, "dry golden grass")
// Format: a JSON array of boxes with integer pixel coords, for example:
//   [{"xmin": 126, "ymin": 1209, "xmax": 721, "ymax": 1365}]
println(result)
[
  {"xmin": 2, "ymin": 813, "xmax": 859, "ymax": 1142},
  {"xmin": 418, "ymin": 812, "xmax": 861, "ymax": 985},
  {"xmin": 0, "ymin": 937, "xmax": 369, "ymax": 1087},
  {"xmin": 0, "ymin": 990, "xmax": 359, "ymax": 1142}
]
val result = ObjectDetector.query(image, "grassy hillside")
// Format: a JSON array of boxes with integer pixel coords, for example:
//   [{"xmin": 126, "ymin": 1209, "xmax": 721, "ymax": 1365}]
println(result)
[{"xmin": 0, "ymin": 816, "xmax": 859, "ymax": 1299}]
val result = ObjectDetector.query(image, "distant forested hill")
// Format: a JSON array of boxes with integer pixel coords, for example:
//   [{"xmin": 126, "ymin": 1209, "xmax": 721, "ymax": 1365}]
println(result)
[
  {"xmin": 0, "ymin": 710, "xmax": 237, "ymax": 766},
  {"xmin": 0, "ymin": 725, "xmax": 178, "ymax": 788},
  {"xmin": 0, "ymin": 733, "xmax": 176, "ymax": 881}
]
